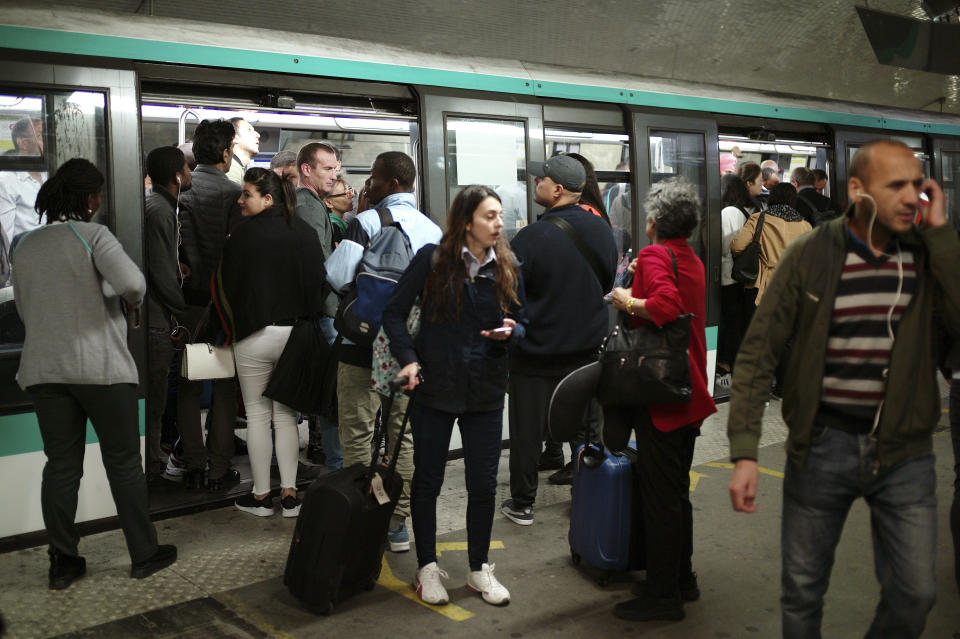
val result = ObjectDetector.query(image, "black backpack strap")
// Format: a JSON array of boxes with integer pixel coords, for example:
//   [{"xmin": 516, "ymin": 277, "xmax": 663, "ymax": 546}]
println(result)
[
  {"xmin": 544, "ymin": 215, "xmax": 607, "ymax": 290},
  {"xmin": 664, "ymin": 246, "xmax": 680, "ymax": 285},
  {"xmin": 751, "ymin": 210, "xmax": 766, "ymax": 244}
]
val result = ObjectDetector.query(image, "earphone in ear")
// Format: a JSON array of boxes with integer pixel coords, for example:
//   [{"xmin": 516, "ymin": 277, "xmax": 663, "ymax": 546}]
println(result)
[{"xmin": 176, "ymin": 176, "xmax": 181, "ymax": 184}]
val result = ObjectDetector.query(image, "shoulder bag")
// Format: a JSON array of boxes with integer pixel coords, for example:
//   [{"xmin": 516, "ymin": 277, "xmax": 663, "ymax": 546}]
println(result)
[
  {"xmin": 731, "ymin": 210, "xmax": 765, "ymax": 285},
  {"xmin": 180, "ymin": 303, "xmax": 236, "ymax": 380},
  {"xmin": 596, "ymin": 247, "xmax": 692, "ymax": 406}
]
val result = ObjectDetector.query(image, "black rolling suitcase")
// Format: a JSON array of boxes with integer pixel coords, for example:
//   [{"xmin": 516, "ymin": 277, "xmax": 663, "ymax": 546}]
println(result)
[{"xmin": 283, "ymin": 379, "xmax": 411, "ymax": 614}]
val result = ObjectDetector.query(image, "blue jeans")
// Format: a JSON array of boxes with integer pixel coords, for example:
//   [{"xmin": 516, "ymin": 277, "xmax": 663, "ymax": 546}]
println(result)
[
  {"xmin": 781, "ymin": 425, "xmax": 936, "ymax": 639},
  {"xmin": 411, "ymin": 403, "xmax": 503, "ymax": 571}
]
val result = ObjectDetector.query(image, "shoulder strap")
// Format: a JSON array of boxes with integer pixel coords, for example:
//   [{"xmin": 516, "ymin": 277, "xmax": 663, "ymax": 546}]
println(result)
[
  {"xmin": 664, "ymin": 246, "xmax": 680, "ymax": 285},
  {"xmin": 751, "ymin": 211, "xmax": 766, "ymax": 244},
  {"xmin": 376, "ymin": 205, "xmax": 394, "ymax": 234},
  {"xmin": 544, "ymin": 215, "xmax": 606, "ymax": 290}
]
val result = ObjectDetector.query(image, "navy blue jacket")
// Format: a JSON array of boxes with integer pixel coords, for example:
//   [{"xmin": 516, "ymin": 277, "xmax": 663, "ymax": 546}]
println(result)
[{"xmin": 383, "ymin": 244, "xmax": 528, "ymax": 414}]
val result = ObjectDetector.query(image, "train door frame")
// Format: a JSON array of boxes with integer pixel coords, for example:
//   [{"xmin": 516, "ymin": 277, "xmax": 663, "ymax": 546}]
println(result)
[
  {"xmin": 417, "ymin": 87, "xmax": 545, "ymax": 228},
  {"xmin": 932, "ymin": 136, "xmax": 960, "ymax": 230},
  {"xmin": 833, "ymin": 127, "xmax": 933, "ymax": 208}
]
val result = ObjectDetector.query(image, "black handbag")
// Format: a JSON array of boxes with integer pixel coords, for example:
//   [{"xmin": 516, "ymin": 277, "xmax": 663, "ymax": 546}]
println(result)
[
  {"xmin": 596, "ymin": 248, "xmax": 692, "ymax": 406},
  {"xmin": 731, "ymin": 209, "xmax": 765, "ymax": 284},
  {"xmin": 263, "ymin": 318, "xmax": 334, "ymax": 415}
]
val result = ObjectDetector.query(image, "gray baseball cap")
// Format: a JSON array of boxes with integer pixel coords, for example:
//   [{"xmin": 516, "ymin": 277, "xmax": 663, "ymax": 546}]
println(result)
[{"xmin": 527, "ymin": 155, "xmax": 586, "ymax": 192}]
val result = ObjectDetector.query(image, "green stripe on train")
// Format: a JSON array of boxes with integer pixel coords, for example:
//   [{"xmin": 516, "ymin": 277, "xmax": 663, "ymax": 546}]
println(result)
[
  {"xmin": 705, "ymin": 325, "xmax": 718, "ymax": 352},
  {"xmin": 1, "ymin": 25, "xmax": 959, "ymax": 136},
  {"xmin": 0, "ymin": 400, "xmax": 146, "ymax": 458}
]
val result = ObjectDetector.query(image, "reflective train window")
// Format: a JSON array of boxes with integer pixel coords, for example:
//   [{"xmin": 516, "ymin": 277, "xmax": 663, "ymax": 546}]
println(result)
[
  {"xmin": 444, "ymin": 117, "xmax": 526, "ymax": 240},
  {"xmin": 650, "ymin": 130, "xmax": 706, "ymax": 255},
  {"xmin": 943, "ymin": 150, "xmax": 960, "ymax": 230},
  {"xmin": 140, "ymin": 105, "xmax": 415, "ymax": 212},
  {"xmin": 0, "ymin": 90, "xmax": 107, "ymax": 349},
  {"xmin": 546, "ymin": 128, "xmax": 630, "ymax": 258}
]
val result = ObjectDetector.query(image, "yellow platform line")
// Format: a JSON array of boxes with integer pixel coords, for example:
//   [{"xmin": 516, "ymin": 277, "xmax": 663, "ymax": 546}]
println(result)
[
  {"xmin": 703, "ymin": 461, "xmax": 784, "ymax": 478},
  {"xmin": 436, "ymin": 540, "xmax": 504, "ymax": 556},
  {"xmin": 219, "ymin": 593, "xmax": 299, "ymax": 639},
  {"xmin": 377, "ymin": 556, "xmax": 474, "ymax": 621}
]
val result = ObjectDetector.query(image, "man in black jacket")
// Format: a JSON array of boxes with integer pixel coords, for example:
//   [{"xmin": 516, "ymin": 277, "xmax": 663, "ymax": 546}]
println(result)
[
  {"xmin": 792, "ymin": 166, "xmax": 832, "ymax": 226},
  {"xmin": 501, "ymin": 155, "xmax": 618, "ymax": 526},
  {"xmin": 144, "ymin": 146, "xmax": 190, "ymax": 483},
  {"xmin": 176, "ymin": 119, "xmax": 242, "ymax": 491}
]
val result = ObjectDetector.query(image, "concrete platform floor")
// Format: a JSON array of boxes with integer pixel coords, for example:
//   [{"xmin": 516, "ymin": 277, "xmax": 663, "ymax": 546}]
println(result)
[{"xmin": 1, "ymin": 400, "xmax": 958, "ymax": 638}]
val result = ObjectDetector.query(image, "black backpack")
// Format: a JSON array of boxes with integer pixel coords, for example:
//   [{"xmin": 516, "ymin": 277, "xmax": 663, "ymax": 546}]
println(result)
[{"xmin": 334, "ymin": 207, "xmax": 414, "ymax": 347}]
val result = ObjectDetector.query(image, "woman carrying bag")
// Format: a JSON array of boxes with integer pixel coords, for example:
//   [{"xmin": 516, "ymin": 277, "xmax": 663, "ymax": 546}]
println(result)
[
  {"xmin": 214, "ymin": 167, "xmax": 326, "ymax": 518},
  {"xmin": 608, "ymin": 178, "xmax": 717, "ymax": 622},
  {"xmin": 382, "ymin": 185, "xmax": 528, "ymax": 607}
]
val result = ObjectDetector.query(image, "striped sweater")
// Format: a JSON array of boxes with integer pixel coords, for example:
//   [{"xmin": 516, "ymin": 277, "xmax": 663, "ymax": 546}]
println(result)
[{"xmin": 817, "ymin": 235, "xmax": 916, "ymax": 431}]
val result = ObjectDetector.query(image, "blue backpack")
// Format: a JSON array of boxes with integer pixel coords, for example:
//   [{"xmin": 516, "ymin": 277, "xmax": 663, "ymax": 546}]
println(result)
[{"xmin": 334, "ymin": 206, "xmax": 414, "ymax": 347}]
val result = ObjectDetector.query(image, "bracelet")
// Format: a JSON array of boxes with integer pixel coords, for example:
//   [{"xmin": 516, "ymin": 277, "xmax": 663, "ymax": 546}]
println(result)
[{"xmin": 626, "ymin": 298, "xmax": 634, "ymax": 315}]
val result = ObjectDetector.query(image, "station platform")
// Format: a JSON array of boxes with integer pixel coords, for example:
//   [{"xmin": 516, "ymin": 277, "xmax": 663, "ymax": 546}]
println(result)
[{"xmin": 0, "ymin": 400, "xmax": 957, "ymax": 639}]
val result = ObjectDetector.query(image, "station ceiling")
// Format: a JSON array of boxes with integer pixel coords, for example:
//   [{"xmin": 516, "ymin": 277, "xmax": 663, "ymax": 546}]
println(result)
[{"xmin": 25, "ymin": 0, "xmax": 960, "ymax": 116}]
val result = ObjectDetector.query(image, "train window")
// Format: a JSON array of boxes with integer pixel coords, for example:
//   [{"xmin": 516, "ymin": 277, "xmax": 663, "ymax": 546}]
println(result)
[
  {"xmin": 650, "ymin": 130, "xmax": 707, "ymax": 254},
  {"xmin": 942, "ymin": 150, "xmax": 960, "ymax": 229},
  {"xmin": 0, "ymin": 89, "xmax": 107, "ymax": 350},
  {"xmin": 140, "ymin": 105, "xmax": 414, "ymax": 210},
  {"xmin": 444, "ymin": 116, "xmax": 526, "ymax": 240},
  {"xmin": 545, "ymin": 128, "xmax": 631, "ymax": 257}
]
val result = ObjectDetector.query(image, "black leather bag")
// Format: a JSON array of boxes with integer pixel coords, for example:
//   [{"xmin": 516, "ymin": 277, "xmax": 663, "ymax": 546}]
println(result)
[
  {"xmin": 596, "ymin": 248, "xmax": 692, "ymax": 406},
  {"xmin": 264, "ymin": 318, "xmax": 334, "ymax": 415},
  {"xmin": 731, "ymin": 210, "xmax": 765, "ymax": 284}
]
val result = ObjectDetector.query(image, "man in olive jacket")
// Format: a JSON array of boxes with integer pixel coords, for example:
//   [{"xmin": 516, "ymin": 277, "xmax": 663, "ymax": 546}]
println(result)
[{"xmin": 727, "ymin": 140, "xmax": 960, "ymax": 639}]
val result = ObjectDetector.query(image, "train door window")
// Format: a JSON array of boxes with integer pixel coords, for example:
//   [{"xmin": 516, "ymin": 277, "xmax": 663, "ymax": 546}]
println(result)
[
  {"xmin": 933, "ymin": 137, "xmax": 960, "ymax": 231},
  {"xmin": 649, "ymin": 130, "xmax": 707, "ymax": 255},
  {"xmin": 0, "ymin": 89, "xmax": 107, "ymax": 349},
  {"xmin": 545, "ymin": 127, "xmax": 631, "ymax": 257},
  {"xmin": 444, "ymin": 116, "xmax": 527, "ymax": 240}
]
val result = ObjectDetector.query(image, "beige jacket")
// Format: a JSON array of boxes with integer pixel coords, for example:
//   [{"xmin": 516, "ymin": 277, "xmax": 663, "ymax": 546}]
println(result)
[{"xmin": 731, "ymin": 207, "xmax": 811, "ymax": 304}]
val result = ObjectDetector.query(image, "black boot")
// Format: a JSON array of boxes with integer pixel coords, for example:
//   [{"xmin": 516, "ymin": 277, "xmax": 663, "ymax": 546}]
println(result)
[
  {"xmin": 48, "ymin": 547, "xmax": 86, "ymax": 590},
  {"xmin": 131, "ymin": 544, "xmax": 178, "ymax": 579}
]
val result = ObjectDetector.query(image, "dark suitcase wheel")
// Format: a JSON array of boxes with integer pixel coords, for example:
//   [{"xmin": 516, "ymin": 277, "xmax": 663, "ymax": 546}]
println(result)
[{"xmin": 571, "ymin": 551, "xmax": 581, "ymax": 566}]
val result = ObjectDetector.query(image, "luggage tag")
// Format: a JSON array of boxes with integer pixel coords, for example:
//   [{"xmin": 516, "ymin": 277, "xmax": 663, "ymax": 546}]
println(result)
[{"xmin": 370, "ymin": 472, "xmax": 391, "ymax": 505}]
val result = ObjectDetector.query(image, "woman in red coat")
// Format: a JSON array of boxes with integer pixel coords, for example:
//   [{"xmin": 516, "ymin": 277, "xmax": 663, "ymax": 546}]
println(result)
[{"xmin": 608, "ymin": 177, "xmax": 717, "ymax": 623}]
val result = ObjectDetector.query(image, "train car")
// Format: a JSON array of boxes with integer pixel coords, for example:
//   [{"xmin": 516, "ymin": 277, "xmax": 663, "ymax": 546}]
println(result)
[{"xmin": 0, "ymin": 5, "xmax": 958, "ymax": 546}]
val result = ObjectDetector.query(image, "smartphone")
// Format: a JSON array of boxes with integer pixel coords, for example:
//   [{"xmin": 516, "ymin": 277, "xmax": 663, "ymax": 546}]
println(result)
[
  {"xmin": 489, "ymin": 327, "xmax": 512, "ymax": 335},
  {"xmin": 915, "ymin": 190, "xmax": 930, "ymax": 226}
]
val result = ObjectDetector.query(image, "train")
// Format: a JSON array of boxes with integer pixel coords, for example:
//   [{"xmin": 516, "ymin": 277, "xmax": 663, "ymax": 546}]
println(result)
[{"xmin": 0, "ymin": 5, "xmax": 958, "ymax": 546}]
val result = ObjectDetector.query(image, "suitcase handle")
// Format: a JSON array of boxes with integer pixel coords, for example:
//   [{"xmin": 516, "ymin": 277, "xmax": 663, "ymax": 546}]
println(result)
[{"xmin": 367, "ymin": 377, "xmax": 415, "ymax": 489}]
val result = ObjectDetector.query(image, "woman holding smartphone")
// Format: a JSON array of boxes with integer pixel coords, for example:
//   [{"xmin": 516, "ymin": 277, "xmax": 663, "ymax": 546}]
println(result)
[{"xmin": 382, "ymin": 185, "xmax": 528, "ymax": 607}]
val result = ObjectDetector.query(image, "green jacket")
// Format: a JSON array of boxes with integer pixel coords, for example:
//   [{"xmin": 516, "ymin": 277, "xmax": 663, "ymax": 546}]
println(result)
[{"xmin": 728, "ymin": 210, "xmax": 960, "ymax": 470}]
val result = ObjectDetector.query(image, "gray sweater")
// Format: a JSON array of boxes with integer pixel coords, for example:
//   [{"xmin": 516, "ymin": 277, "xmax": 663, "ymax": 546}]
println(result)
[{"xmin": 12, "ymin": 221, "xmax": 146, "ymax": 389}]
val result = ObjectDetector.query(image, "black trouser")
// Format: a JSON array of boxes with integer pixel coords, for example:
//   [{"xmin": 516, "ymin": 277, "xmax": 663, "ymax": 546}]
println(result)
[
  {"xmin": 28, "ymin": 383, "xmax": 159, "ymax": 563},
  {"xmin": 950, "ymin": 378, "xmax": 960, "ymax": 593},
  {"xmin": 508, "ymin": 367, "xmax": 599, "ymax": 508},
  {"xmin": 411, "ymin": 404, "xmax": 503, "ymax": 571},
  {"xmin": 718, "ymin": 283, "xmax": 750, "ymax": 371},
  {"xmin": 147, "ymin": 327, "xmax": 177, "ymax": 477},
  {"xmin": 630, "ymin": 408, "xmax": 697, "ymax": 599},
  {"xmin": 177, "ymin": 305, "xmax": 238, "ymax": 478}
]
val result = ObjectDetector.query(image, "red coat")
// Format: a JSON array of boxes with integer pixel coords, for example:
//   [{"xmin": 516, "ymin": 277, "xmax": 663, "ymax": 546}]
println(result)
[{"xmin": 631, "ymin": 239, "xmax": 717, "ymax": 432}]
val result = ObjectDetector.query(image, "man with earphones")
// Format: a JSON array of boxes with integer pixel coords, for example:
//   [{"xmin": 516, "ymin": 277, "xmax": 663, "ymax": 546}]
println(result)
[
  {"xmin": 144, "ymin": 146, "xmax": 191, "ymax": 484},
  {"xmin": 727, "ymin": 139, "xmax": 960, "ymax": 639}
]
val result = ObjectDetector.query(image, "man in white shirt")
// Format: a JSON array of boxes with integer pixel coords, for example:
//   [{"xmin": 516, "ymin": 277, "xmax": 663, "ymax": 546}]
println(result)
[{"xmin": 0, "ymin": 117, "xmax": 47, "ymax": 243}]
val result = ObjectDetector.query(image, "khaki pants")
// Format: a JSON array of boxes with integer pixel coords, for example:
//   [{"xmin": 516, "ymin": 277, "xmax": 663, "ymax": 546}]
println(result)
[{"xmin": 337, "ymin": 362, "xmax": 413, "ymax": 520}]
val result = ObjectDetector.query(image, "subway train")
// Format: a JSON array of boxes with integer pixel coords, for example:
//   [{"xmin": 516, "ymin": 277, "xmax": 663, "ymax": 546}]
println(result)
[{"xmin": 0, "ymin": 5, "xmax": 958, "ymax": 547}]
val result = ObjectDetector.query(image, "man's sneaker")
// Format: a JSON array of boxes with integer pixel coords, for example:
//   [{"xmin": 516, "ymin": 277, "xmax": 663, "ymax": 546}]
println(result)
[
  {"xmin": 466, "ymin": 563, "xmax": 510, "ymax": 605},
  {"xmin": 388, "ymin": 523, "xmax": 410, "ymax": 552},
  {"xmin": 207, "ymin": 467, "xmax": 242, "ymax": 491},
  {"xmin": 501, "ymin": 499, "xmax": 533, "ymax": 526},
  {"xmin": 130, "ymin": 544, "xmax": 178, "ymax": 579},
  {"xmin": 715, "ymin": 372, "xmax": 732, "ymax": 391},
  {"xmin": 235, "ymin": 493, "xmax": 274, "ymax": 517},
  {"xmin": 281, "ymin": 495, "xmax": 301, "ymax": 518},
  {"xmin": 547, "ymin": 462, "xmax": 574, "ymax": 485},
  {"xmin": 48, "ymin": 548, "xmax": 86, "ymax": 590},
  {"xmin": 413, "ymin": 562, "xmax": 449, "ymax": 605},
  {"xmin": 161, "ymin": 452, "xmax": 187, "ymax": 482}
]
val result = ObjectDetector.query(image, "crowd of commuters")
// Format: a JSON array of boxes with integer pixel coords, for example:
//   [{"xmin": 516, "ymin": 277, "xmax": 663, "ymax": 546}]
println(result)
[{"xmin": 4, "ymin": 114, "xmax": 958, "ymax": 636}]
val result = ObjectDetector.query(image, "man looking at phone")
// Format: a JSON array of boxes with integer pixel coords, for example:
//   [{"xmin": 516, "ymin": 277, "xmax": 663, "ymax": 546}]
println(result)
[{"xmin": 727, "ymin": 139, "xmax": 960, "ymax": 638}]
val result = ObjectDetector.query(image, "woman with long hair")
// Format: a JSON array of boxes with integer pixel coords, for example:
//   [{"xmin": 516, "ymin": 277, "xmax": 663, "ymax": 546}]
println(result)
[
  {"xmin": 737, "ymin": 161, "xmax": 764, "ymax": 211},
  {"xmin": 566, "ymin": 153, "xmax": 611, "ymax": 224},
  {"xmin": 609, "ymin": 178, "xmax": 717, "ymax": 622},
  {"xmin": 13, "ymin": 158, "xmax": 176, "ymax": 589},
  {"xmin": 716, "ymin": 173, "xmax": 756, "ymax": 388},
  {"xmin": 214, "ymin": 167, "xmax": 327, "ymax": 518},
  {"xmin": 382, "ymin": 185, "xmax": 528, "ymax": 607}
]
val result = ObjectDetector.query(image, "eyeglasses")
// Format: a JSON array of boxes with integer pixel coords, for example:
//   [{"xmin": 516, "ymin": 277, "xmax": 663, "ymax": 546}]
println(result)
[{"xmin": 329, "ymin": 186, "xmax": 355, "ymax": 197}]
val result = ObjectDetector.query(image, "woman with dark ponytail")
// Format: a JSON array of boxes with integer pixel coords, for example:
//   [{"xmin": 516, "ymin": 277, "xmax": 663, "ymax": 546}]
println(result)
[
  {"xmin": 382, "ymin": 184, "xmax": 528, "ymax": 607},
  {"xmin": 12, "ymin": 158, "xmax": 177, "ymax": 589},
  {"xmin": 214, "ymin": 167, "xmax": 326, "ymax": 518}
]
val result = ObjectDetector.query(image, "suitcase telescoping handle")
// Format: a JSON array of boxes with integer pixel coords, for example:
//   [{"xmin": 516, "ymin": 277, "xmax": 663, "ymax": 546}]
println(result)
[{"xmin": 367, "ymin": 376, "xmax": 415, "ymax": 489}]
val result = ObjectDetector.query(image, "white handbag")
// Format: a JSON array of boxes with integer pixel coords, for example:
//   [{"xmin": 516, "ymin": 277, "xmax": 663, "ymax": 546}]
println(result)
[{"xmin": 180, "ymin": 343, "xmax": 236, "ymax": 380}]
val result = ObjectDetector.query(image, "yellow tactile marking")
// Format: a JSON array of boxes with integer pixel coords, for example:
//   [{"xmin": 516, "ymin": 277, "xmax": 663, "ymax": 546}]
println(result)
[
  {"xmin": 377, "ymin": 556, "xmax": 475, "ymax": 621},
  {"xmin": 435, "ymin": 540, "xmax": 505, "ymax": 557},
  {"xmin": 689, "ymin": 470, "xmax": 709, "ymax": 491},
  {"xmin": 703, "ymin": 461, "xmax": 785, "ymax": 478},
  {"xmin": 219, "ymin": 593, "xmax": 299, "ymax": 639}
]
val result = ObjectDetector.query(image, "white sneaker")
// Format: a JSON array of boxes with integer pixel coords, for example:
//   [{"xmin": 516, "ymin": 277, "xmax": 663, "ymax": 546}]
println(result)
[
  {"xmin": 715, "ymin": 372, "xmax": 731, "ymax": 390},
  {"xmin": 466, "ymin": 563, "xmax": 510, "ymax": 605},
  {"xmin": 413, "ymin": 562, "xmax": 449, "ymax": 605}
]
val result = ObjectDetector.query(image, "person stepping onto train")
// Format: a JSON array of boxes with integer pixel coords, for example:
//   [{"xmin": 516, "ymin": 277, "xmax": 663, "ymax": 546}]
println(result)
[
  {"xmin": 383, "ymin": 185, "xmax": 528, "ymax": 605},
  {"xmin": 213, "ymin": 168, "xmax": 327, "ymax": 517}
]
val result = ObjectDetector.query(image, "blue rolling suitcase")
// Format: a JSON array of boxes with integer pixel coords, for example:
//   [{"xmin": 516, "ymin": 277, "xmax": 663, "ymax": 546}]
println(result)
[{"xmin": 568, "ymin": 442, "xmax": 644, "ymax": 585}]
